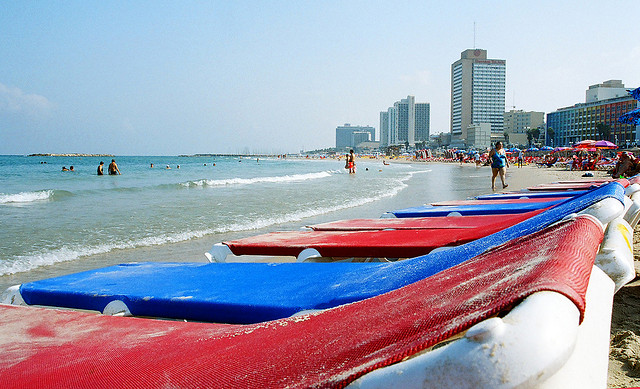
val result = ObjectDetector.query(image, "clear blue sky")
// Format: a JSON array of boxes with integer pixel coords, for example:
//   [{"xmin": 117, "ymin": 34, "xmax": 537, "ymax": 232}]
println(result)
[{"xmin": 1, "ymin": 1, "xmax": 639, "ymax": 155}]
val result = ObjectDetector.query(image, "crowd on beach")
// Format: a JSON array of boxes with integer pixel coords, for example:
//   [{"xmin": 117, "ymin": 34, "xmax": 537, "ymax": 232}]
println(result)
[{"xmin": 412, "ymin": 147, "xmax": 640, "ymax": 177}]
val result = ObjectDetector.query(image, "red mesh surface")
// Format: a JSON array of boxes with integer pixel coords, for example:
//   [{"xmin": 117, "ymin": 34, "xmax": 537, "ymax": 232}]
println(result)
[
  {"xmin": 225, "ymin": 210, "xmax": 547, "ymax": 258},
  {"xmin": 308, "ymin": 210, "xmax": 543, "ymax": 231},
  {"xmin": 529, "ymin": 178, "xmax": 629, "ymax": 191},
  {"xmin": 430, "ymin": 197, "xmax": 567, "ymax": 205},
  {"xmin": 0, "ymin": 216, "xmax": 602, "ymax": 389}
]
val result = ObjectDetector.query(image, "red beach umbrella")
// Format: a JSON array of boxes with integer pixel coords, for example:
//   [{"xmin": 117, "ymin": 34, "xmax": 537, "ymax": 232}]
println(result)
[{"xmin": 573, "ymin": 140, "xmax": 596, "ymax": 149}]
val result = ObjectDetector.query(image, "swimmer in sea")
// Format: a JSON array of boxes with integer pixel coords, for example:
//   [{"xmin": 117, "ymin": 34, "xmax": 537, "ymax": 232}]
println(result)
[
  {"xmin": 97, "ymin": 161, "xmax": 104, "ymax": 175},
  {"xmin": 108, "ymin": 159, "xmax": 121, "ymax": 175}
]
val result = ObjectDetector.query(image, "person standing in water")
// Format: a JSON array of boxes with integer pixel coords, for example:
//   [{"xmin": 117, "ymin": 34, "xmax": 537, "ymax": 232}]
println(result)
[
  {"xmin": 489, "ymin": 141, "xmax": 509, "ymax": 190},
  {"xmin": 108, "ymin": 159, "xmax": 121, "ymax": 175},
  {"xmin": 347, "ymin": 149, "xmax": 356, "ymax": 174},
  {"xmin": 97, "ymin": 161, "xmax": 104, "ymax": 175}
]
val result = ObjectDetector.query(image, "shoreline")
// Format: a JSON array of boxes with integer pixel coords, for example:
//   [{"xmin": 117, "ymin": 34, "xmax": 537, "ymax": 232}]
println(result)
[{"xmin": 27, "ymin": 153, "xmax": 115, "ymax": 157}]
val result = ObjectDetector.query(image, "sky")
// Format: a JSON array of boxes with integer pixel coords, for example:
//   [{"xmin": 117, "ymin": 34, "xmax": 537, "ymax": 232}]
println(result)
[{"xmin": 1, "ymin": 1, "xmax": 639, "ymax": 155}]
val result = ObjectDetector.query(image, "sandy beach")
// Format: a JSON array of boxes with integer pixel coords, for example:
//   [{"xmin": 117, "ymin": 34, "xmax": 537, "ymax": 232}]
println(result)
[{"xmin": 423, "ymin": 161, "xmax": 637, "ymax": 388}]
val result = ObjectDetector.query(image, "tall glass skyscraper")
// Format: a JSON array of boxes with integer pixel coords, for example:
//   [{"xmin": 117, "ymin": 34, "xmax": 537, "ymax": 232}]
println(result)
[
  {"xmin": 379, "ymin": 96, "xmax": 430, "ymax": 147},
  {"xmin": 450, "ymin": 49, "xmax": 506, "ymax": 145}
]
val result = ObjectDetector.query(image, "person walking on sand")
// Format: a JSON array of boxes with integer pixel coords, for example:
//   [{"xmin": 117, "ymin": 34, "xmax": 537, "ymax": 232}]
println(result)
[
  {"xmin": 348, "ymin": 149, "xmax": 356, "ymax": 174},
  {"xmin": 108, "ymin": 159, "xmax": 121, "ymax": 175},
  {"xmin": 97, "ymin": 161, "xmax": 104, "ymax": 175},
  {"xmin": 517, "ymin": 149, "xmax": 524, "ymax": 168},
  {"xmin": 489, "ymin": 141, "xmax": 509, "ymax": 190}
]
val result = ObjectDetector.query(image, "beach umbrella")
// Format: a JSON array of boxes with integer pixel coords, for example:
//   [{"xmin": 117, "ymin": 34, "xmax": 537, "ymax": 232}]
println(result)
[
  {"xmin": 573, "ymin": 140, "xmax": 596, "ymax": 149},
  {"xmin": 540, "ymin": 146, "xmax": 553, "ymax": 151},
  {"xmin": 525, "ymin": 147, "xmax": 539, "ymax": 152},
  {"xmin": 618, "ymin": 107, "xmax": 640, "ymax": 125},
  {"xmin": 629, "ymin": 87, "xmax": 640, "ymax": 101},
  {"xmin": 593, "ymin": 140, "xmax": 617, "ymax": 149}
]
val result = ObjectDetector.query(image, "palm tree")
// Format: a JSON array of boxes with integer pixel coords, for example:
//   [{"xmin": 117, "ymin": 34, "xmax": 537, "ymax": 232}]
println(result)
[
  {"xmin": 526, "ymin": 128, "xmax": 541, "ymax": 147},
  {"xmin": 596, "ymin": 123, "xmax": 611, "ymax": 141},
  {"xmin": 546, "ymin": 127, "xmax": 555, "ymax": 146}
]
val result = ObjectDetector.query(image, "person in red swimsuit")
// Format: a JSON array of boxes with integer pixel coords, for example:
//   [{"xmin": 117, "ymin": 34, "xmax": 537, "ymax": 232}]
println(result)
[{"xmin": 347, "ymin": 149, "xmax": 356, "ymax": 174}]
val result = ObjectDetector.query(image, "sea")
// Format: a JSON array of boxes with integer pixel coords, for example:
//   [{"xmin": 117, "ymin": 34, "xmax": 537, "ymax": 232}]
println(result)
[{"xmin": 0, "ymin": 155, "xmax": 495, "ymax": 292}]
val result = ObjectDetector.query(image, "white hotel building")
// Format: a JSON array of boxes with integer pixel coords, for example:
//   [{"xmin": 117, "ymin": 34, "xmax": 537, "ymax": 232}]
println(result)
[{"xmin": 450, "ymin": 49, "xmax": 506, "ymax": 147}]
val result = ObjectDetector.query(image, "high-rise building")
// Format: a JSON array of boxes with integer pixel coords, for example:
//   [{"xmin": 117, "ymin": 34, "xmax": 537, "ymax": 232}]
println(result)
[
  {"xmin": 451, "ymin": 49, "xmax": 506, "ymax": 145},
  {"xmin": 379, "ymin": 96, "xmax": 430, "ymax": 147},
  {"xmin": 415, "ymin": 103, "xmax": 431, "ymax": 143},
  {"xmin": 379, "ymin": 112, "xmax": 389, "ymax": 147},
  {"xmin": 547, "ymin": 81, "xmax": 639, "ymax": 147},
  {"xmin": 335, "ymin": 124, "xmax": 375, "ymax": 149}
]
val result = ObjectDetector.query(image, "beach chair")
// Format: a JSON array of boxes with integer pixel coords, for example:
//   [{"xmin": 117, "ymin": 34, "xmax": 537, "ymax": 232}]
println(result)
[
  {"xmin": 306, "ymin": 211, "xmax": 541, "ymax": 231},
  {"xmin": 208, "ymin": 200, "xmax": 560, "ymax": 262},
  {"xmin": 0, "ymin": 214, "xmax": 630, "ymax": 388},
  {"xmin": 386, "ymin": 198, "xmax": 562, "ymax": 218},
  {"xmin": 206, "ymin": 210, "xmax": 545, "ymax": 262},
  {"xmin": 476, "ymin": 190, "xmax": 589, "ymax": 200},
  {"xmin": 526, "ymin": 178, "xmax": 630, "ymax": 191},
  {"xmin": 429, "ymin": 197, "xmax": 568, "ymax": 206},
  {"xmin": 2, "ymin": 182, "xmax": 625, "ymax": 325}
]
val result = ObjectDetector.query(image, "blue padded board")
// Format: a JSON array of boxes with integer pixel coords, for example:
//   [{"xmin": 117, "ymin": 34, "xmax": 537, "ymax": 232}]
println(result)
[
  {"xmin": 475, "ymin": 190, "xmax": 588, "ymax": 200},
  {"xmin": 390, "ymin": 198, "xmax": 564, "ymax": 217},
  {"xmin": 18, "ymin": 182, "xmax": 624, "ymax": 324}
]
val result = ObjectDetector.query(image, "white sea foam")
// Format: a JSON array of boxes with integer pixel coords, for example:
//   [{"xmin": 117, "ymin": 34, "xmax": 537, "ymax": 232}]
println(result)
[
  {"xmin": 0, "ymin": 190, "xmax": 54, "ymax": 204},
  {"xmin": 181, "ymin": 171, "xmax": 334, "ymax": 188},
  {"xmin": 0, "ymin": 171, "xmax": 417, "ymax": 276}
]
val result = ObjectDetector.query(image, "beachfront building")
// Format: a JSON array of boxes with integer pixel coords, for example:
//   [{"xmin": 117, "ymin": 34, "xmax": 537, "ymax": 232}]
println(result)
[
  {"xmin": 547, "ymin": 80, "xmax": 640, "ymax": 147},
  {"xmin": 335, "ymin": 124, "xmax": 376, "ymax": 149},
  {"xmin": 450, "ymin": 49, "xmax": 506, "ymax": 147},
  {"xmin": 503, "ymin": 110, "xmax": 545, "ymax": 146},
  {"xmin": 586, "ymin": 80, "xmax": 629, "ymax": 103},
  {"xmin": 379, "ymin": 96, "xmax": 430, "ymax": 148},
  {"xmin": 466, "ymin": 123, "xmax": 492, "ymax": 150},
  {"xmin": 430, "ymin": 132, "xmax": 451, "ymax": 148},
  {"xmin": 415, "ymin": 103, "xmax": 431, "ymax": 144}
]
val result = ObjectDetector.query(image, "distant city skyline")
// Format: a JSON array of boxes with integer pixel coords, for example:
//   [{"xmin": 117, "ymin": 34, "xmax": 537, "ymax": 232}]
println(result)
[{"xmin": 1, "ymin": 1, "xmax": 639, "ymax": 155}]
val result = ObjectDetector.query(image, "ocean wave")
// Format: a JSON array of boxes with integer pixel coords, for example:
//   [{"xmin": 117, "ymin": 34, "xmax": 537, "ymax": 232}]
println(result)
[
  {"xmin": 181, "ymin": 171, "xmax": 335, "ymax": 188},
  {"xmin": 0, "ymin": 169, "xmax": 428, "ymax": 275},
  {"xmin": 0, "ymin": 173, "xmax": 416, "ymax": 275},
  {"xmin": 0, "ymin": 190, "xmax": 66, "ymax": 204}
]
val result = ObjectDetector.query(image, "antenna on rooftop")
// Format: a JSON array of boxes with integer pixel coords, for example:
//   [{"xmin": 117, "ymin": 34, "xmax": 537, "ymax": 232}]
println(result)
[{"xmin": 473, "ymin": 21, "xmax": 476, "ymax": 49}]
